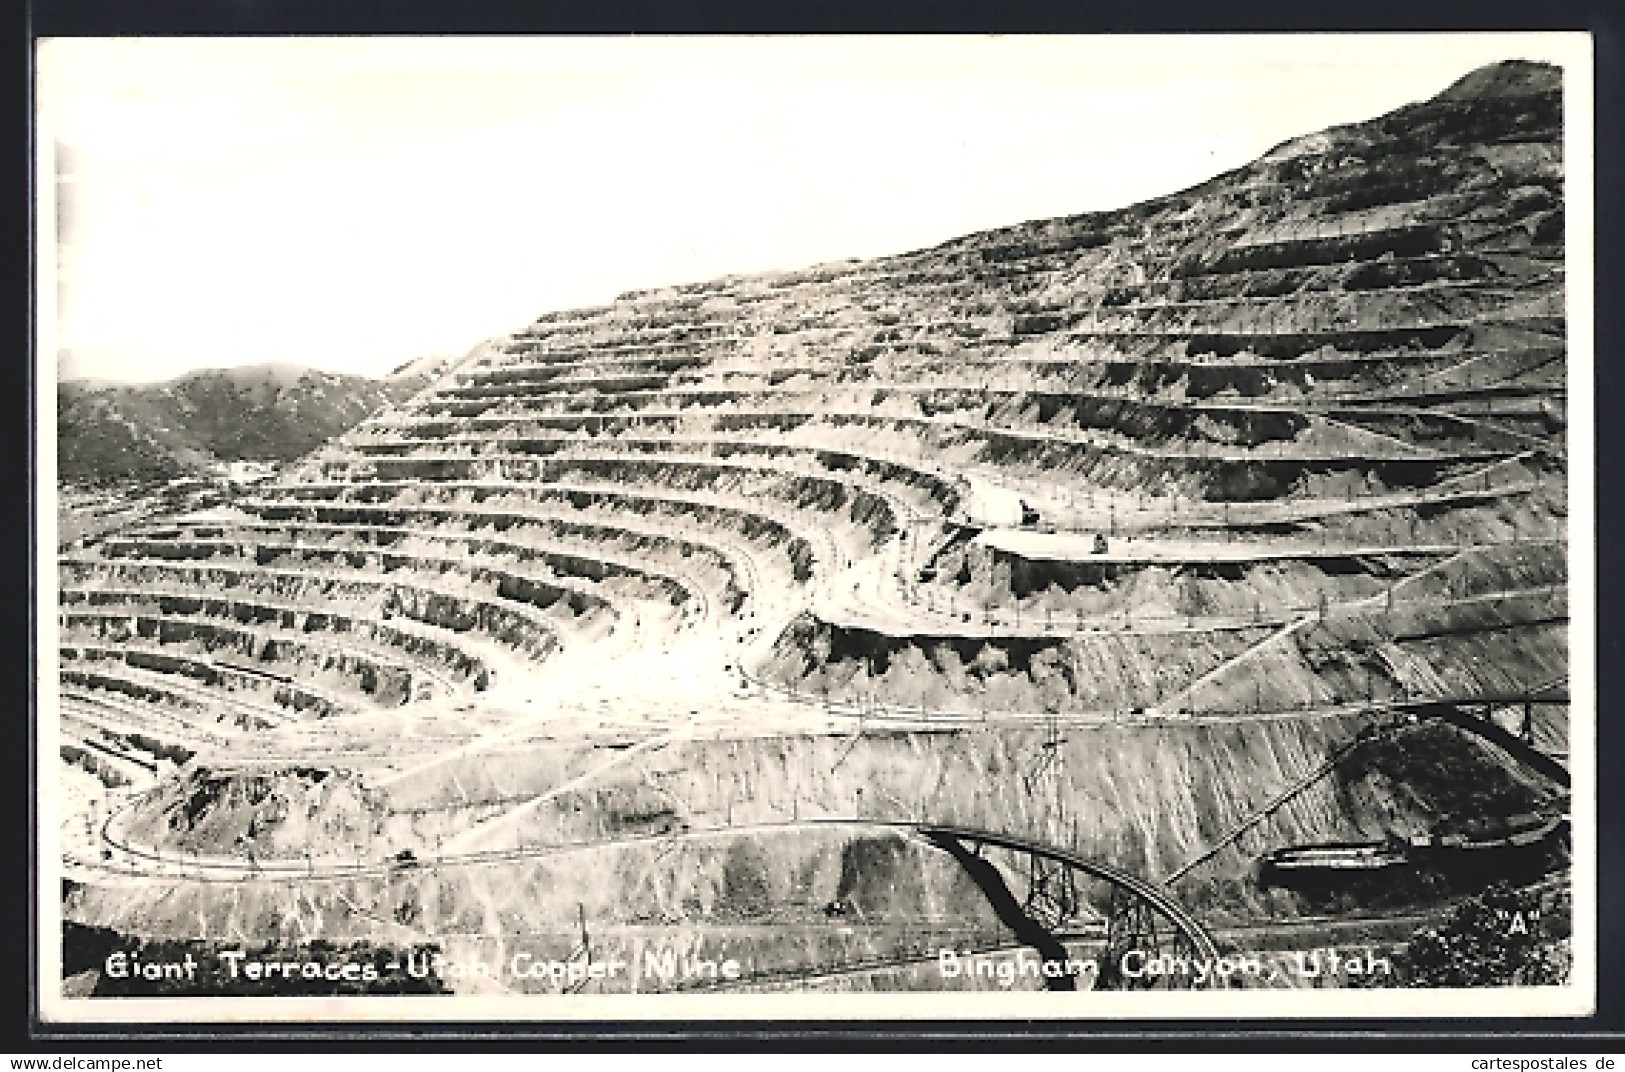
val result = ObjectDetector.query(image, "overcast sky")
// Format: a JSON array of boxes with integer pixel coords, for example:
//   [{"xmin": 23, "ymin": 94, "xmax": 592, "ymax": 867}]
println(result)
[{"xmin": 39, "ymin": 34, "xmax": 1581, "ymax": 384}]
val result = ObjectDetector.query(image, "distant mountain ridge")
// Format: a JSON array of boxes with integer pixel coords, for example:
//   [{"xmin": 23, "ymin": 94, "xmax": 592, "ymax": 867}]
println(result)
[{"xmin": 57, "ymin": 362, "xmax": 437, "ymax": 486}]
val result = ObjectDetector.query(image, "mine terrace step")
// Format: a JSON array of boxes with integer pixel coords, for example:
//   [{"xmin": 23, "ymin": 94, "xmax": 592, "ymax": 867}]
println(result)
[
  {"xmin": 59, "ymin": 584, "xmax": 493, "ymax": 682},
  {"xmin": 383, "ymin": 394, "xmax": 1513, "ymax": 467},
  {"xmin": 61, "ymin": 557, "xmax": 573, "ymax": 658},
  {"xmin": 74, "ymin": 543, "xmax": 625, "ymax": 617},
  {"xmin": 61, "ymin": 608, "xmax": 441, "ymax": 692},
  {"xmin": 61, "ymin": 643, "xmax": 351, "ymax": 717},
  {"xmin": 141, "ymin": 516, "xmax": 743, "ymax": 590},
  {"xmin": 91, "ymin": 532, "xmax": 705, "ymax": 612}
]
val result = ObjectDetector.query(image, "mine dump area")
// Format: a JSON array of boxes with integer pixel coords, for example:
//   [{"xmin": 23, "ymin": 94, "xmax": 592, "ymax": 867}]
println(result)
[{"xmin": 55, "ymin": 60, "xmax": 1574, "ymax": 995}]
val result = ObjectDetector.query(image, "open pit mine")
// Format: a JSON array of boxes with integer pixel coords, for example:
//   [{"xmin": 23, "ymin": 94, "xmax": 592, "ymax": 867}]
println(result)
[{"xmin": 55, "ymin": 59, "xmax": 1572, "ymax": 998}]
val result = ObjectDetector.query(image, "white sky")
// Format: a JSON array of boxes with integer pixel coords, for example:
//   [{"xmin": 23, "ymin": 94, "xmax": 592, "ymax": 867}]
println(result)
[{"xmin": 38, "ymin": 34, "xmax": 1583, "ymax": 384}]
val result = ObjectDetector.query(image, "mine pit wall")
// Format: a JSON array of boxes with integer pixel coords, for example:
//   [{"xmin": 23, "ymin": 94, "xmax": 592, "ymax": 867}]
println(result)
[
  {"xmin": 1379, "ymin": 540, "xmax": 1566, "ymax": 601},
  {"xmin": 759, "ymin": 581, "xmax": 1566, "ymax": 719},
  {"xmin": 60, "ymin": 648, "xmax": 339, "ymax": 718},
  {"xmin": 382, "ymin": 739, "xmax": 609, "ymax": 814},
  {"xmin": 97, "ymin": 537, "xmax": 683, "ymax": 614},
  {"xmin": 1204, "ymin": 484, "xmax": 1563, "ymax": 548},
  {"xmin": 922, "ymin": 541, "xmax": 1444, "ymax": 620},
  {"xmin": 1331, "ymin": 410, "xmax": 1543, "ymax": 454},
  {"xmin": 386, "ymin": 376, "xmax": 1513, "ymax": 460},
  {"xmin": 1180, "ymin": 594, "xmax": 1567, "ymax": 716},
  {"xmin": 252, "ymin": 492, "xmax": 817, "ymax": 585},
  {"xmin": 925, "ymin": 532, "xmax": 1566, "ymax": 611},
  {"xmin": 61, "ymin": 668, "xmax": 267, "ymax": 730},
  {"xmin": 205, "ymin": 512, "xmax": 738, "ymax": 579},
  {"xmin": 70, "ymin": 715, "xmax": 1555, "ymax": 976},
  {"xmin": 1184, "ymin": 224, "xmax": 1453, "ymax": 277},
  {"xmin": 1113, "ymin": 354, "xmax": 1419, "ymax": 399},
  {"xmin": 382, "ymin": 385, "xmax": 1504, "ymax": 473},
  {"xmin": 1376, "ymin": 614, "xmax": 1568, "ymax": 701},
  {"xmin": 1526, "ymin": 704, "xmax": 1568, "ymax": 757},
  {"xmin": 263, "ymin": 542, "xmax": 688, "ymax": 610},
  {"xmin": 510, "ymin": 458, "xmax": 902, "ymax": 548},
  {"xmin": 390, "ymin": 588, "xmax": 561, "ymax": 659},
  {"xmin": 818, "ymin": 413, "xmax": 1484, "ymax": 502},
  {"xmin": 1177, "ymin": 325, "xmax": 1470, "ymax": 362},
  {"xmin": 1200, "ymin": 458, "xmax": 1478, "ymax": 506},
  {"xmin": 476, "ymin": 436, "xmax": 964, "ymax": 519},
  {"xmin": 760, "ymin": 613, "xmax": 1287, "ymax": 714},
  {"xmin": 59, "ymin": 589, "xmax": 490, "ymax": 683},
  {"xmin": 58, "ymin": 614, "xmax": 413, "ymax": 708},
  {"xmin": 122, "ymin": 767, "xmax": 388, "ymax": 866},
  {"xmin": 913, "ymin": 390, "xmax": 1315, "ymax": 449},
  {"xmin": 249, "ymin": 518, "xmax": 740, "ymax": 614},
  {"xmin": 61, "ymin": 560, "xmax": 563, "ymax": 661},
  {"xmin": 359, "ymin": 402, "xmax": 1531, "ymax": 505},
  {"xmin": 62, "ymin": 716, "xmax": 196, "ymax": 770},
  {"xmin": 65, "ymin": 828, "xmax": 1028, "ymax": 994},
  {"xmin": 1110, "ymin": 253, "xmax": 1510, "ymax": 306}
]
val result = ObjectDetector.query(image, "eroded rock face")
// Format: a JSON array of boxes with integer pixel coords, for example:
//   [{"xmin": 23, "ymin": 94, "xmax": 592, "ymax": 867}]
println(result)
[
  {"xmin": 60, "ymin": 61, "xmax": 1570, "ymax": 977},
  {"xmin": 119, "ymin": 765, "xmax": 388, "ymax": 864}
]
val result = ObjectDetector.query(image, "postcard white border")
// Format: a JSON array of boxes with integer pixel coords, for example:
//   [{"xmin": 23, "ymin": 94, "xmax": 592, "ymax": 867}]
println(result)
[{"xmin": 34, "ymin": 30, "xmax": 1597, "ymax": 1025}]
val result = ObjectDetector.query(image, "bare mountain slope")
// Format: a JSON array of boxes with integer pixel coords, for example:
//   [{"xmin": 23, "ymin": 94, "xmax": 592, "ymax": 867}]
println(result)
[{"xmin": 58, "ymin": 362, "xmax": 435, "ymax": 485}]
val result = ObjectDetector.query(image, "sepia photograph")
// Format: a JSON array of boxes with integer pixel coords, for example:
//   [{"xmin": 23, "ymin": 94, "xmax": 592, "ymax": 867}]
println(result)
[{"xmin": 32, "ymin": 33, "xmax": 1595, "ymax": 1024}]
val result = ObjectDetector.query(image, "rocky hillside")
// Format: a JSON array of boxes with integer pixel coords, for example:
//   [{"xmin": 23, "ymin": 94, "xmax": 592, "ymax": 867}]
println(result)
[{"xmin": 57, "ymin": 362, "xmax": 437, "ymax": 486}]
